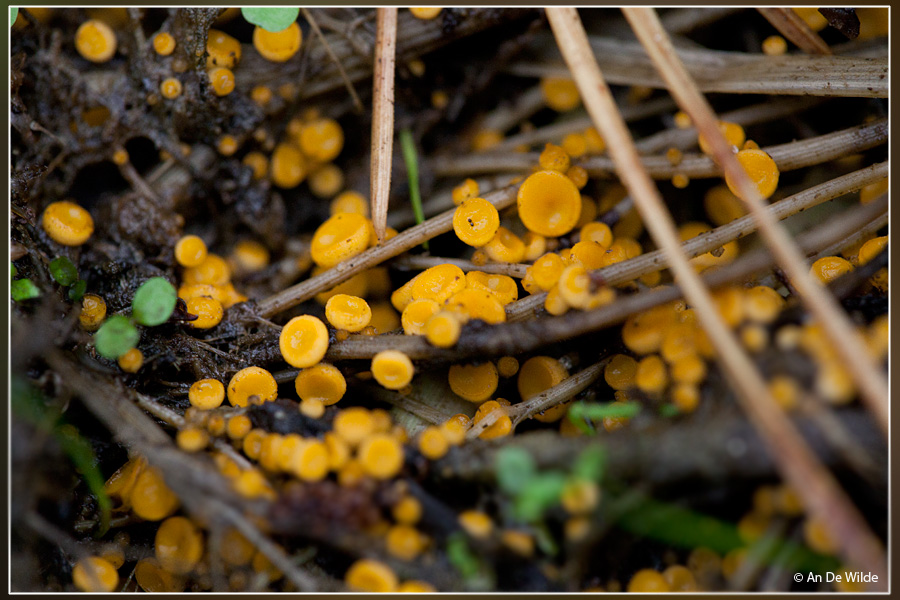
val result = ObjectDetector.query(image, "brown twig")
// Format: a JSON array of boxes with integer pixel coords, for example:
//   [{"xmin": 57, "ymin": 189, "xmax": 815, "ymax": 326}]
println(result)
[
  {"xmin": 369, "ymin": 7, "xmax": 398, "ymax": 242},
  {"xmin": 256, "ymin": 185, "xmax": 519, "ymax": 318},
  {"xmin": 430, "ymin": 119, "xmax": 887, "ymax": 178},
  {"xmin": 757, "ymin": 7, "xmax": 832, "ymax": 55},
  {"xmin": 393, "ymin": 255, "xmax": 529, "ymax": 278},
  {"xmin": 506, "ymin": 162, "xmax": 889, "ymax": 320},
  {"xmin": 622, "ymin": 6, "xmax": 886, "ymax": 585},
  {"xmin": 438, "ymin": 408, "xmax": 884, "ymax": 487},
  {"xmin": 300, "ymin": 7, "xmax": 363, "ymax": 113},
  {"xmin": 506, "ymin": 35, "xmax": 886, "ymax": 97},
  {"xmin": 490, "ymin": 95, "xmax": 677, "ymax": 153}
]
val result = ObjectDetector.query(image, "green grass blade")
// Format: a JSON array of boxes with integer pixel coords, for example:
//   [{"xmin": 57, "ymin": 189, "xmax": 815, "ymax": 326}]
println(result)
[{"xmin": 399, "ymin": 128, "xmax": 428, "ymax": 250}]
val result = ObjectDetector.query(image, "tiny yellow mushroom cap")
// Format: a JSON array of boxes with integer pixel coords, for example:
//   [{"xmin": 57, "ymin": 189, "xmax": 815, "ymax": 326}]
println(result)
[
  {"xmin": 466, "ymin": 271, "xmax": 518, "ymax": 305},
  {"xmin": 189, "ymin": 378, "xmax": 225, "ymax": 410},
  {"xmin": 207, "ymin": 67, "xmax": 235, "ymax": 96},
  {"xmin": 411, "ymin": 263, "xmax": 466, "ymax": 304},
  {"xmin": 418, "ymin": 426, "xmax": 449, "ymax": 460},
  {"xmin": 448, "ymin": 362, "xmax": 499, "ymax": 403},
  {"xmin": 330, "ymin": 190, "xmax": 369, "ymax": 216},
  {"xmin": 206, "ymin": 29, "xmax": 241, "ymax": 68},
  {"xmin": 159, "ymin": 77, "xmax": 182, "ymax": 100},
  {"xmin": 345, "ymin": 559, "xmax": 398, "ymax": 592},
  {"xmin": 762, "ymin": 35, "xmax": 788, "ymax": 55},
  {"xmin": 725, "ymin": 148, "xmax": 780, "ymax": 201},
  {"xmin": 557, "ymin": 265, "xmax": 592, "ymax": 309},
  {"xmin": 75, "ymin": 20, "xmax": 117, "ymax": 63},
  {"xmin": 290, "ymin": 439, "xmax": 330, "ymax": 481},
  {"xmin": 131, "ymin": 466, "xmax": 180, "ymax": 521},
  {"xmin": 295, "ymin": 363, "xmax": 346, "ymax": 406},
  {"xmin": 698, "ymin": 121, "xmax": 746, "ymax": 155},
  {"xmin": 401, "ymin": 299, "xmax": 440, "ymax": 335},
  {"xmin": 628, "ymin": 569, "xmax": 671, "ymax": 593},
  {"xmin": 560, "ymin": 479, "xmax": 600, "ymax": 515},
  {"xmin": 334, "ymin": 407, "xmax": 375, "ymax": 446},
  {"xmin": 459, "ymin": 510, "xmax": 493, "ymax": 538},
  {"xmin": 531, "ymin": 252, "xmax": 566, "ymax": 291},
  {"xmin": 227, "ymin": 366, "xmax": 278, "ymax": 407},
  {"xmin": 186, "ymin": 296, "xmax": 223, "ymax": 329},
  {"xmin": 280, "ymin": 315, "xmax": 329, "ymax": 368},
  {"xmin": 604, "ymin": 354, "xmax": 638, "ymax": 391},
  {"xmin": 42, "ymin": 201, "xmax": 94, "ymax": 246},
  {"xmin": 497, "ymin": 356, "xmax": 520, "ymax": 378},
  {"xmin": 483, "ymin": 226, "xmax": 526, "ymax": 264},
  {"xmin": 310, "ymin": 212, "xmax": 372, "ymax": 268},
  {"xmin": 357, "ymin": 433, "xmax": 405, "ymax": 479},
  {"xmin": 372, "ymin": 350, "xmax": 415, "ymax": 390},
  {"xmin": 809, "ymin": 256, "xmax": 853, "ymax": 285},
  {"xmin": 398, "ymin": 580, "xmax": 436, "ymax": 592},
  {"xmin": 518, "ymin": 356, "xmax": 568, "ymax": 401},
  {"xmin": 539, "ymin": 143, "xmax": 571, "ymax": 172},
  {"xmin": 270, "ymin": 142, "xmax": 307, "ymax": 189},
  {"xmin": 540, "ymin": 77, "xmax": 581, "ymax": 112},
  {"xmin": 309, "ymin": 164, "xmax": 345, "ymax": 199},
  {"xmin": 453, "ymin": 197, "xmax": 500, "ymax": 247},
  {"xmin": 152, "ymin": 31, "xmax": 176, "ymax": 56},
  {"xmin": 472, "ymin": 400, "xmax": 513, "ymax": 440},
  {"xmin": 253, "ymin": 22, "xmax": 302, "ymax": 63},
  {"xmin": 522, "ymin": 231, "xmax": 548, "ymax": 261},
  {"xmin": 636, "ymin": 355, "xmax": 668, "ymax": 395},
  {"xmin": 452, "ymin": 178, "xmax": 480, "ymax": 205},
  {"xmin": 73, "ymin": 557, "xmax": 119, "ymax": 592},
  {"xmin": 445, "ymin": 288, "xmax": 506, "ymax": 324},
  {"xmin": 425, "ymin": 311, "xmax": 462, "ymax": 348},
  {"xmin": 517, "ymin": 170, "xmax": 582, "ymax": 237},
  {"xmin": 325, "ymin": 294, "xmax": 372, "ymax": 332},
  {"xmin": 118, "ymin": 348, "xmax": 144, "ymax": 373},
  {"xmin": 80, "ymin": 294, "xmax": 107, "ymax": 331},
  {"xmin": 410, "ymin": 7, "xmax": 442, "ymax": 19},
  {"xmin": 182, "ymin": 253, "xmax": 231, "ymax": 286},
  {"xmin": 155, "ymin": 516, "xmax": 204, "ymax": 575},
  {"xmin": 298, "ymin": 118, "xmax": 344, "ymax": 163},
  {"xmin": 392, "ymin": 496, "xmax": 423, "ymax": 525}
]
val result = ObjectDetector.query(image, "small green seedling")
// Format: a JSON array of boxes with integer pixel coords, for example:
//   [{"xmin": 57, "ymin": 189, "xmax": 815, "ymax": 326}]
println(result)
[
  {"xmin": 241, "ymin": 7, "xmax": 299, "ymax": 32},
  {"xmin": 49, "ymin": 256, "xmax": 78, "ymax": 286},
  {"xmin": 11, "ymin": 278, "xmax": 41, "ymax": 302},
  {"xmin": 132, "ymin": 277, "xmax": 177, "ymax": 326},
  {"xmin": 94, "ymin": 315, "xmax": 140, "ymax": 360}
]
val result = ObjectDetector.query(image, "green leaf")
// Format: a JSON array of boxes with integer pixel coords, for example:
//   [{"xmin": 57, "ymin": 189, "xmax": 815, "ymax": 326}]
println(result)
[
  {"xmin": 572, "ymin": 445, "xmax": 606, "ymax": 482},
  {"xmin": 11, "ymin": 7, "xmax": 18, "ymax": 27},
  {"xmin": 11, "ymin": 262, "xmax": 17, "ymax": 278},
  {"xmin": 608, "ymin": 489, "xmax": 840, "ymax": 574},
  {"xmin": 513, "ymin": 471, "xmax": 567, "ymax": 522},
  {"xmin": 447, "ymin": 532, "xmax": 481, "ymax": 579},
  {"xmin": 659, "ymin": 403, "xmax": 681, "ymax": 418},
  {"xmin": 568, "ymin": 401, "xmax": 641, "ymax": 425},
  {"xmin": 12, "ymin": 378, "xmax": 111, "ymax": 535},
  {"xmin": 534, "ymin": 522, "xmax": 559, "ymax": 556},
  {"xmin": 399, "ymin": 128, "xmax": 428, "ymax": 250},
  {"xmin": 55, "ymin": 424, "xmax": 112, "ymax": 535},
  {"xmin": 68, "ymin": 279, "xmax": 87, "ymax": 301},
  {"xmin": 11, "ymin": 278, "xmax": 41, "ymax": 301},
  {"xmin": 94, "ymin": 315, "xmax": 139, "ymax": 359},
  {"xmin": 131, "ymin": 277, "xmax": 177, "ymax": 326},
  {"xmin": 495, "ymin": 446, "xmax": 536, "ymax": 495},
  {"xmin": 241, "ymin": 7, "xmax": 299, "ymax": 32},
  {"xmin": 49, "ymin": 256, "xmax": 78, "ymax": 286}
]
